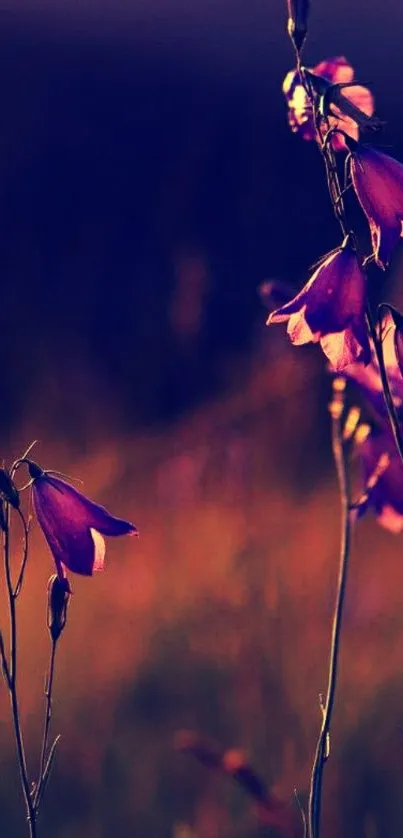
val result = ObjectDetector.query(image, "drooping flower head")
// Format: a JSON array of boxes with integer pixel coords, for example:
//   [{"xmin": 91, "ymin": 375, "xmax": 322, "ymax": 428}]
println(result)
[
  {"xmin": 29, "ymin": 461, "xmax": 137, "ymax": 580},
  {"xmin": 283, "ymin": 56, "xmax": 374, "ymax": 149},
  {"xmin": 348, "ymin": 142, "xmax": 403, "ymax": 269},
  {"xmin": 267, "ymin": 236, "xmax": 371, "ymax": 371}
]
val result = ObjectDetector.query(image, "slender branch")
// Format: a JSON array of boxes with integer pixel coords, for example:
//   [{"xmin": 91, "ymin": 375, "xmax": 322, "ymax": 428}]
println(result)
[
  {"xmin": 0, "ymin": 629, "xmax": 11, "ymax": 688},
  {"xmin": 34, "ymin": 638, "xmax": 57, "ymax": 812},
  {"xmin": 14, "ymin": 507, "xmax": 30, "ymax": 598},
  {"xmin": 308, "ymin": 383, "xmax": 352, "ymax": 838},
  {"xmin": 3, "ymin": 503, "xmax": 37, "ymax": 838}
]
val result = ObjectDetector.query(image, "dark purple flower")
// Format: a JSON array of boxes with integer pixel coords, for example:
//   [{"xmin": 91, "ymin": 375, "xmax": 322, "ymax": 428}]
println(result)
[
  {"xmin": 267, "ymin": 237, "xmax": 371, "ymax": 371},
  {"xmin": 29, "ymin": 462, "xmax": 137, "ymax": 579},
  {"xmin": 283, "ymin": 56, "xmax": 374, "ymax": 149},
  {"xmin": 358, "ymin": 432, "xmax": 403, "ymax": 532},
  {"xmin": 349, "ymin": 144, "xmax": 403, "ymax": 269}
]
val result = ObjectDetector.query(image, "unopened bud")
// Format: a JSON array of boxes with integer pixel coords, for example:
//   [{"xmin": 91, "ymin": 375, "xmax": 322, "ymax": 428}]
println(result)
[
  {"xmin": 286, "ymin": 0, "xmax": 310, "ymax": 55},
  {"xmin": 47, "ymin": 575, "xmax": 71, "ymax": 641},
  {"xmin": 0, "ymin": 469, "xmax": 19, "ymax": 509}
]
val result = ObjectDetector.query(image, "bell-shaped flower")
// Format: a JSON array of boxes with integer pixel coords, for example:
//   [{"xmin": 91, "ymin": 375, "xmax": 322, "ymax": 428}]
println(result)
[
  {"xmin": 348, "ymin": 142, "xmax": 403, "ymax": 269},
  {"xmin": 267, "ymin": 237, "xmax": 371, "ymax": 371},
  {"xmin": 357, "ymin": 431, "xmax": 403, "ymax": 533},
  {"xmin": 283, "ymin": 56, "xmax": 374, "ymax": 149},
  {"xmin": 29, "ymin": 461, "xmax": 137, "ymax": 579}
]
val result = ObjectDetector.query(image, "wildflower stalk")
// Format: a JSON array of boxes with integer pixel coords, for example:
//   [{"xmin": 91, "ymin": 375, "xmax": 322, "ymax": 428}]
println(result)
[
  {"xmin": 309, "ymin": 92, "xmax": 403, "ymax": 467},
  {"xmin": 2, "ymin": 501, "xmax": 37, "ymax": 838},
  {"xmin": 308, "ymin": 379, "xmax": 352, "ymax": 838}
]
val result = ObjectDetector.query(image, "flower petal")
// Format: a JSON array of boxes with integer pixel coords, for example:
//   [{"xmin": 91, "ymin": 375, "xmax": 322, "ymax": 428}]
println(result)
[
  {"xmin": 287, "ymin": 308, "xmax": 318, "ymax": 344},
  {"xmin": 32, "ymin": 471, "xmax": 137, "ymax": 577},
  {"xmin": 320, "ymin": 322, "xmax": 370, "ymax": 371},
  {"xmin": 91, "ymin": 529, "xmax": 106, "ymax": 572},
  {"xmin": 376, "ymin": 504, "xmax": 403, "ymax": 533},
  {"xmin": 33, "ymin": 488, "xmax": 99, "ymax": 575},
  {"xmin": 350, "ymin": 146, "xmax": 403, "ymax": 268}
]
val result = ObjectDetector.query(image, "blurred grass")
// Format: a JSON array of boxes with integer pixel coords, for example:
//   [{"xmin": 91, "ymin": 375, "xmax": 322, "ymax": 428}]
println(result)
[{"xmin": 1, "ymin": 344, "xmax": 403, "ymax": 836}]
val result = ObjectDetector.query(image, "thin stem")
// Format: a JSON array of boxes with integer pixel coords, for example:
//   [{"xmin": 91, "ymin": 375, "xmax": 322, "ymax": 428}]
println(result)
[
  {"xmin": 14, "ymin": 507, "xmax": 30, "ymax": 598},
  {"xmin": 3, "ymin": 504, "xmax": 37, "ymax": 838},
  {"xmin": 308, "ymin": 395, "xmax": 352, "ymax": 838},
  {"xmin": 34, "ymin": 638, "xmax": 57, "ymax": 812},
  {"xmin": 365, "ymin": 304, "xmax": 403, "ymax": 464}
]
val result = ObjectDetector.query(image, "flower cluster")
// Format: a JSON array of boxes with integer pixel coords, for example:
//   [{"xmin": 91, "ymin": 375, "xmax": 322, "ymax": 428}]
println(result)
[{"xmin": 266, "ymin": 56, "xmax": 403, "ymax": 532}]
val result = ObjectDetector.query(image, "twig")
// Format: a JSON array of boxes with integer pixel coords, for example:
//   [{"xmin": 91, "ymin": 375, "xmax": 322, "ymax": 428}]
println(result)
[{"xmin": 34, "ymin": 638, "xmax": 58, "ymax": 812}]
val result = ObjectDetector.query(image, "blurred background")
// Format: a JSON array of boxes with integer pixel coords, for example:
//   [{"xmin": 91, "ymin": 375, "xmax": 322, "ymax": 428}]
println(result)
[{"xmin": 1, "ymin": 0, "xmax": 403, "ymax": 835}]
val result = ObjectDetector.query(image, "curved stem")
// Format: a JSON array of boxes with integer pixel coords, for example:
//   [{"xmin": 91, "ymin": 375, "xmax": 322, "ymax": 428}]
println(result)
[
  {"xmin": 308, "ymin": 395, "xmax": 352, "ymax": 838},
  {"xmin": 3, "ymin": 504, "xmax": 37, "ymax": 837},
  {"xmin": 14, "ymin": 507, "xmax": 29, "ymax": 598},
  {"xmin": 365, "ymin": 304, "xmax": 403, "ymax": 464}
]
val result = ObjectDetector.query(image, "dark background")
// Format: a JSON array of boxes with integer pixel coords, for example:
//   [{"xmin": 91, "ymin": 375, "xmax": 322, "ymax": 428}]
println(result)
[
  {"xmin": 1, "ymin": 1, "xmax": 403, "ymax": 836},
  {"xmin": 1, "ymin": 0, "xmax": 402, "ymax": 441}
]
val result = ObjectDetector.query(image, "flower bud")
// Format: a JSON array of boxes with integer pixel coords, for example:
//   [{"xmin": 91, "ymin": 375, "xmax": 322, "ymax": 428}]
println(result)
[
  {"xmin": 47, "ymin": 575, "xmax": 71, "ymax": 642},
  {"xmin": 0, "ymin": 469, "xmax": 19, "ymax": 509},
  {"xmin": 286, "ymin": 0, "xmax": 310, "ymax": 55}
]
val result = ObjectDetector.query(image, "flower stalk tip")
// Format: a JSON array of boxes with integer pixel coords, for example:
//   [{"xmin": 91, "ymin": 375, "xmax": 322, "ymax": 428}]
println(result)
[{"xmin": 286, "ymin": 0, "xmax": 310, "ymax": 56}]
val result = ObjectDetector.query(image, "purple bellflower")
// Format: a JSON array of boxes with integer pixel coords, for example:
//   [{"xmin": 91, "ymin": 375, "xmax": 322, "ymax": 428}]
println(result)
[
  {"xmin": 357, "ymin": 432, "xmax": 403, "ymax": 533},
  {"xmin": 283, "ymin": 56, "xmax": 374, "ymax": 149},
  {"xmin": 267, "ymin": 237, "xmax": 371, "ymax": 371},
  {"xmin": 29, "ymin": 461, "xmax": 137, "ymax": 580},
  {"xmin": 349, "ymin": 143, "xmax": 403, "ymax": 269}
]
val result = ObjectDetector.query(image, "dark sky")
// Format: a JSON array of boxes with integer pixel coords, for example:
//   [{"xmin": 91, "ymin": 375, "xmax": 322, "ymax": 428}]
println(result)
[{"xmin": 0, "ymin": 0, "xmax": 402, "ymax": 441}]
